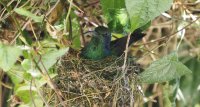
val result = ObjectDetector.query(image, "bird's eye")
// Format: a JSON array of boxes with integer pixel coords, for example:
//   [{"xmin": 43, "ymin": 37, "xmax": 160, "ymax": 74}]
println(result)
[{"xmin": 104, "ymin": 32, "xmax": 109, "ymax": 36}]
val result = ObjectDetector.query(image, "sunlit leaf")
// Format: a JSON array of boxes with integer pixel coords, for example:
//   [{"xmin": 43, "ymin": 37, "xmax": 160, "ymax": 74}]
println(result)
[
  {"xmin": 107, "ymin": 9, "xmax": 129, "ymax": 33},
  {"xmin": 100, "ymin": 0, "xmax": 125, "ymax": 15},
  {"xmin": 7, "ymin": 66, "xmax": 25, "ymax": 84},
  {"xmin": 14, "ymin": 8, "xmax": 44, "ymax": 23},
  {"xmin": 139, "ymin": 52, "xmax": 192, "ymax": 84},
  {"xmin": 39, "ymin": 48, "xmax": 69, "ymax": 70},
  {"xmin": 0, "ymin": 43, "xmax": 22, "ymax": 71},
  {"xmin": 71, "ymin": 18, "xmax": 81, "ymax": 50},
  {"xmin": 125, "ymin": 0, "xmax": 173, "ymax": 31},
  {"xmin": 15, "ymin": 85, "xmax": 37, "ymax": 103},
  {"xmin": 100, "ymin": 0, "xmax": 128, "ymax": 33}
]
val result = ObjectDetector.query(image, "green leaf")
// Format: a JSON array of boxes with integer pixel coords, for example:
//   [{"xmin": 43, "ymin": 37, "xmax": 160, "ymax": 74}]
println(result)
[
  {"xmin": 18, "ymin": 98, "xmax": 44, "ymax": 107},
  {"xmin": 36, "ymin": 73, "xmax": 57, "ymax": 87},
  {"xmin": 197, "ymin": 37, "xmax": 200, "ymax": 44},
  {"xmin": 21, "ymin": 48, "xmax": 68, "ymax": 77},
  {"xmin": 139, "ymin": 52, "xmax": 192, "ymax": 84},
  {"xmin": 21, "ymin": 59, "xmax": 31, "ymax": 71},
  {"xmin": 22, "ymin": 59, "xmax": 41, "ymax": 77},
  {"xmin": 71, "ymin": 18, "xmax": 81, "ymax": 50},
  {"xmin": 125, "ymin": 0, "xmax": 172, "ymax": 31},
  {"xmin": 107, "ymin": 9, "xmax": 129, "ymax": 33},
  {"xmin": 100, "ymin": 0, "xmax": 125, "ymax": 15},
  {"xmin": 14, "ymin": 8, "xmax": 44, "ymax": 23},
  {"xmin": 15, "ymin": 85, "xmax": 37, "ymax": 103},
  {"xmin": 39, "ymin": 48, "xmax": 69, "ymax": 70},
  {"xmin": 0, "ymin": 43, "xmax": 22, "ymax": 71},
  {"xmin": 180, "ymin": 57, "xmax": 200, "ymax": 106},
  {"xmin": 7, "ymin": 65, "xmax": 25, "ymax": 84}
]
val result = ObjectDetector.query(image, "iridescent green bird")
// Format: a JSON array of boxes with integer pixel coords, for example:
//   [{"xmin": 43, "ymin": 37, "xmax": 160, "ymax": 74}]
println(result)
[{"xmin": 80, "ymin": 26, "xmax": 145, "ymax": 60}]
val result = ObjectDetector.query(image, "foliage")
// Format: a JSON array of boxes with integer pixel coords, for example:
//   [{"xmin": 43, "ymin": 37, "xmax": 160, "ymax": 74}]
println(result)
[
  {"xmin": 139, "ymin": 52, "xmax": 192, "ymax": 84},
  {"xmin": 101, "ymin": 0, "xmax": 172, "ymax": 32},
  {"xmin": 0, "ymin": 43, "xmax": 22, "ymax": 71},
  {"xmin": 14, "ymin": 8, "xmax": 44, "ymax": 23}
]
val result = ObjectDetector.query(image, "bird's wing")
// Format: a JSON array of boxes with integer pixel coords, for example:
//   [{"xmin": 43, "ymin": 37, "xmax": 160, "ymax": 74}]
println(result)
[{"xmin": 110, "ymin": 29, "xmax": 145, "ymax": 56}]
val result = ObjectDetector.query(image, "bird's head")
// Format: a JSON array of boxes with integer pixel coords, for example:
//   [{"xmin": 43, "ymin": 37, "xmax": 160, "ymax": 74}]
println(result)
[
  {"xmin": 94, "ymin": 26, "xmax": 111, "ymax": 38},
  {"xmin": 81, "ymin": 26, "xmax": 111, "ymax": 60},
  {"xmin": 84, "ymin": 26, "xmax": 111, "ymax": 41}
]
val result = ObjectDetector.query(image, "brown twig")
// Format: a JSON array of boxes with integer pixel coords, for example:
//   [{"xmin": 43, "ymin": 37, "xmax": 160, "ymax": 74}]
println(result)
[
  {"xmin": 32, "ymin": 55, "xmax": 67, "ymax": 107},
  {"xmin": 134, "ymin": 17, "xmax": 200, "ymax": 46},
  {"xmin": 29, "ymin": 78, "xmax": 37, "ymax": 107},
  {"xmin": 122, "ymin": 33, "xmax": 131, "ymax": 71}
]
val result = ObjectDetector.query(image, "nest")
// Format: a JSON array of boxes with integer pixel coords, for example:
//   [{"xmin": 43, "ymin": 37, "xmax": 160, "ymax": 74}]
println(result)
[{"xmin": 44, "ymin": 51, "xmax": 143, "ymax": 107}]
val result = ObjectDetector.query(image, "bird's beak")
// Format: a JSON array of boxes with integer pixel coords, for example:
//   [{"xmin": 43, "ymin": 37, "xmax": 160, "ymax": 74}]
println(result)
[{"xmin": 83, "ymin": 31, "xmax": 96, "ymax": 37}]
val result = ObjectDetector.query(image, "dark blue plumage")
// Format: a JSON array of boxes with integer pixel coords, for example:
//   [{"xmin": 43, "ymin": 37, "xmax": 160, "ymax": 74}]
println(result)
[{"xmin": 80, "ymin": 26, "xmax": 145, "ymax": 60}]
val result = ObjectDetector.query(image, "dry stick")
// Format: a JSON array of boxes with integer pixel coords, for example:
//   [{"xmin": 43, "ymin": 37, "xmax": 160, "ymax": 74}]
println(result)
[
  {"xmin": 29, "ymin": 78, "xmax": 37, "ymax": 107},
  {"xmin": 122, "ymin": 33, "xmax": 131, "ymax": 71},
  {"xmin": 10, "ymin": 1, "xmax": 45, "ymax": 44},
  {"xmin": 0, "ymin": 0, "xmax": 22, "ymax": 21},
  {"xmin": 0, "ymin": 0, "xmax": 15, "ymax": 19},
  {"xmin": 135, "ymin": 16, "xmax": 200, "ymax": 47},
  {"xmin": 46, "ymin": 0, "xmax": 60, "ymax": 16},
  {"xmin": 74, "ymin": 10, "xmax": 98, "ymax": 27},
  {"xmin": 39, "ymin": 57, "xmax": 67, "ymax": 107},
  {"xmin": 0, "ymin": 1, "xmax": 25, "ymax": 45},
  {"xmin": 137, "ymin": 17, "xmax": 200, "ymax": 62},
  {"xmin": 143, "ymin": 38, "xmax": 156, "ymax": 61},
  {"xmin": 32, "ymin": 56, "xmax": 67, "ymax": 107},
  {"xmin": 30, "ymin": 22, "xmax": 41, "ymax": 47},
  {"xmin": 33, "ymin": 79, "xmax": 50, "ymax": 107},
  {"xmin": 122, "ymin": 33, "xmax": 131, "ymax": 106}
]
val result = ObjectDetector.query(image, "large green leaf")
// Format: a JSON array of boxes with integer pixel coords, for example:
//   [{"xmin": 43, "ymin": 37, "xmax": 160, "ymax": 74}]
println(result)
[
  {"xmin": 107, "ymin": 9, "xmax": 129, "ymax": 33},
  {"xmin": 100, "ymin": 0, "xmax": 128, "ymax": 33},
  {"xmin": 0, "ymin": 43, "xmax": 22, "ymax": 71},
  {"xmin": 139, "ymin": 52, "xmax": 192, "ymax": 84},
  {"xmin": 125, "ymin": 0, "xmax": 172, "ymax": 31},
  {"xmin": 100, "ymin": 0, "xmax": 125, "ymax": 15}
]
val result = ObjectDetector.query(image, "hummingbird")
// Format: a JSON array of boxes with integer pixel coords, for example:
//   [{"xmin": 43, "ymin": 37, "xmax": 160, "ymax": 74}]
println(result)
[{"xmin": 80, "ymin": 26, "xmax": 145, "ymax": 60}]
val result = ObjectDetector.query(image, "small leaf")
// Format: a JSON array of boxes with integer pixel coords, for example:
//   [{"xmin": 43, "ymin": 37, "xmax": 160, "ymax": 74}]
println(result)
[
  {"xmin": 21, "ymin": 48, "xmax": 68, "ymax": 77},
  {"xmin": 71, "ymin": 18, "xmax": 81, "ymax": 50},
  {"xmin": 21, "ymin": 59, "xmax": 31, "ymax": 71},
  {"xmin": 139, "ymin": 52, "xmax": 192, "ymax": 84},
  {"xmin": 15, "ymin": 85, "xmax": 37, "ymax": 103},
  {"xmin": 14, "ymin": 8, "xmax": 44, "ymax": 23},
  {"xmin": 7, "ymin": 66, "xmax": 25, "ymax": 84},
  {"xmin": 0, "ymin": 43, "xmax": 22, "ymax": 71},
  {"xmin": 125, "ymin": 0, "xmax": 173, "ymax": 31}
]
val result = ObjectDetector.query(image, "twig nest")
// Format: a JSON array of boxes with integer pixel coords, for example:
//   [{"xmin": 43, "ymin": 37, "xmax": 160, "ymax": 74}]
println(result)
[{"xmin": 45, "ymin": 52, "xmax": 143, "ymax": 106}]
